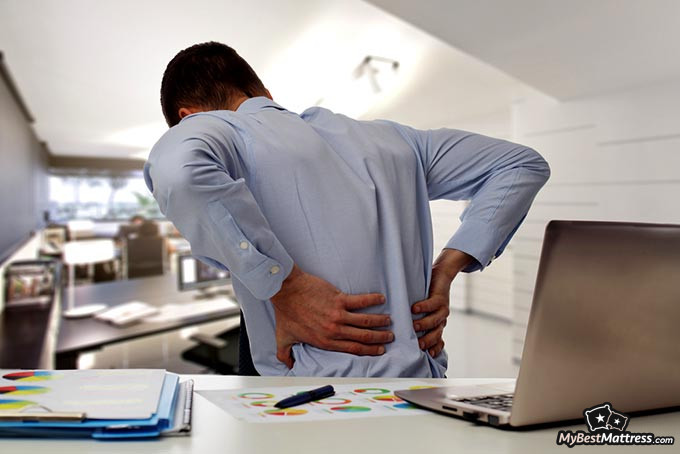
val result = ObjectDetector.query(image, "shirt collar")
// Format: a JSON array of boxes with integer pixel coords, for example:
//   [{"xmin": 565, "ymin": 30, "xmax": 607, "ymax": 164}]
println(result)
[{"xmin": 236, "ymin": 96, "xmax": 287, "ymax": 114}]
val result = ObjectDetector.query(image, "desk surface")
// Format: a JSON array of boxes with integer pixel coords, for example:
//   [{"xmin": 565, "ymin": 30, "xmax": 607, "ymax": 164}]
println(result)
[
  {"xmin": 2, "ymin": 375, "xmax": 678, "ymax": 453},
  {"xmin": 57, "ymin": 274, "xmax": 240, "ymax": 363}
]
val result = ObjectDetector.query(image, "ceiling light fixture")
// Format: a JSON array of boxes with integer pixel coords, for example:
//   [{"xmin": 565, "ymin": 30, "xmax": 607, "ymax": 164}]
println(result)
[
  {"xmin": 353, "ymin": 55, "xmax": 400, "ymax": 93},
  {"xmin": 316, "ymin": 54, "xmax": 400, "ymax": 119}
]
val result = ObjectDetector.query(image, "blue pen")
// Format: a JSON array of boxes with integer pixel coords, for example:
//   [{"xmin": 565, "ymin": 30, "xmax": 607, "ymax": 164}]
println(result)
[{"xmin": 274, "ymin": 385, "xmax": 335, "ymax": 409}]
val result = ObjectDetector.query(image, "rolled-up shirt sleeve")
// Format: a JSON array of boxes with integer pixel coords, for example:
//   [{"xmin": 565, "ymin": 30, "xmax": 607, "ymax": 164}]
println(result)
[
  {"xmin": 392, "ymin": 124, "xmax": 550, "ymax": 272},
  {"xmin": 144, "ymin": 115, "xmax": 294, "ymax": 300}
]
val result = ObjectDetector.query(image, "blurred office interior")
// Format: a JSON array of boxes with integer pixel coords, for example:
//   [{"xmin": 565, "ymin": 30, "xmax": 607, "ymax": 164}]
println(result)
[{"xmin": 0, "ymin": 0, "xmax": 678, "ymax": 377}]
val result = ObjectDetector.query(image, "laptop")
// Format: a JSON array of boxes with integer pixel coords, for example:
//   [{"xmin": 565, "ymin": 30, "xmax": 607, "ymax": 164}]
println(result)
[{"xmin": 396, "ymin": 220, "xmax": 680, "ymax": 427}]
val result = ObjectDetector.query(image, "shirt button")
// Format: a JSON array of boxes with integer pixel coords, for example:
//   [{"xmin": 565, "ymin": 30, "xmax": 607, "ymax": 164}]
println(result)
[
  {"xmin": 239, "ymin": 241, "xmax": 248, "ymax": 250},
  {"xmin": 270, "ymin": 265, "xmax": 280, "ymax": 275}
]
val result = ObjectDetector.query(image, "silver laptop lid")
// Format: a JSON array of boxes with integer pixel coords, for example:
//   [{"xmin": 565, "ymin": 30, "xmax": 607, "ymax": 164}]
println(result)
[{"xmin": 511, "ymin": 220, "xmax": 680, "ymax": 426}]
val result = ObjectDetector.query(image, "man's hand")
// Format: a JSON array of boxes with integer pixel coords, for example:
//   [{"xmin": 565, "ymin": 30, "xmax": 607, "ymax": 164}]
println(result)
[
  {"xmin": 412, "ymin": 249, "xmax": 473, "ymax": 357},
  {"xmin": 270, "ymin": 265, "xmax": 394, "ymax": 368}
]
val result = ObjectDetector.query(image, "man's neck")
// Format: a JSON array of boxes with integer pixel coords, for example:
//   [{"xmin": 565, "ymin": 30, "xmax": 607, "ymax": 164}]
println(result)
[{"xmin": 231, "ymin": 94, "xmax": 250, "ymax": 111}]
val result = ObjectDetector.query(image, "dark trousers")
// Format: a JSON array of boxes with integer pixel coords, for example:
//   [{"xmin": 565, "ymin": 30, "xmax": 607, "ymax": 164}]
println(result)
[{"xmin": 238, "ymin": 311, "xmax": 259, "ymax": 376}]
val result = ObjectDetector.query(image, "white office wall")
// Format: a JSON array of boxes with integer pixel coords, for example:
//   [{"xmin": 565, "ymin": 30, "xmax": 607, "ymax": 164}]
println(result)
[
  {"xmin": 510, "ymin": 80, "xmax": 680, "ymax": 360},
  {"xmin": 430, "ymin": 199, "xmax": 467, "ymax": 311},
  {"xmin": 428, "ymin": 109, "xmax": 516, "ymax": 319}
]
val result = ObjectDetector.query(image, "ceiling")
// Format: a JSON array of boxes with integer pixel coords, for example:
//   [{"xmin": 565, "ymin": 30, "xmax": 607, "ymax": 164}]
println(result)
[
  {"xmin": 368, "ymin": 0, "xmax": 680, "ymax": 100},
  {"xmin": 3, "ymin": 1, "xmax": 679, "ymax": 160},
  {"xmin": 0, "ymin": 0, "xmax": 525, "ymax": 159}
]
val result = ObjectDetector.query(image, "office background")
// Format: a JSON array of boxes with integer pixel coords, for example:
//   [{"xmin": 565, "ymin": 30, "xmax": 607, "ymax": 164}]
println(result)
[{"xmin": 0, "ymin": 0, "xmax": 678, "ymax": 376}]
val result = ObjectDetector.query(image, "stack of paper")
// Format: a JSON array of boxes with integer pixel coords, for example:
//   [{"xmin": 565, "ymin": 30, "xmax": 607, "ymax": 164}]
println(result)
[
  {"xmin": 198, "ymin": 381, "xmax": 433, "ymax": 423},
  {"xmin": 0, "ymin": 369, "xmax": 192, "ymax": 439}
]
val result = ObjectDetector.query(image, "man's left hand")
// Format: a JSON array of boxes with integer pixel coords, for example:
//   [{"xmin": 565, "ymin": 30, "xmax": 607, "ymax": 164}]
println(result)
[{"xmin": 412, "ymin": 248, "xmax": 474, "ymax": 357}]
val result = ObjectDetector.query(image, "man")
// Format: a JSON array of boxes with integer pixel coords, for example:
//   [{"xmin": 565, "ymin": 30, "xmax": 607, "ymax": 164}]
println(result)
[{"xmin": 144, "ymin": 42, "xmax": 550, "ymax": 377}]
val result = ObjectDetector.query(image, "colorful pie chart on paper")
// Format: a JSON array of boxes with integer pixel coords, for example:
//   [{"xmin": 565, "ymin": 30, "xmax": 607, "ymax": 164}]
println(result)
[
  {"xmin": 372, "ymin": 395, "xmax": 403, "ymax": 402},
  {"xmin": 2, "ymin": 371, "xmax": 57, "ymax": 382},
  {"xmin": 393, "ymin": 402, "xmax": 419, "ymax": 410},
  {"xmin": 0, "ymin": 399, "xmax": 36, "ymax": 410},
  {"xmin": 249, "ymin": 400, "xmax": 278, "ymax": 408},
  {"xmin": 314, "ymin": 397, "xmax": 352, "ymax": 405},
  {"xmin": 0, "ymin": 386, "xmax": 49, "ymax": 396},
  {"xmin": 264, "ymin": 408, "xmax": 308, "ymax": 416},
  {"xmin": 353, "ymin": 388, "xmax": 390, "ymax": 395},
  {"xmin": 330, "ymin": 406, "xmax": 371, "ymax": 413},
  {"xmin": 238, "ymin": 392, "xmax": 275, "ymax": 399}
]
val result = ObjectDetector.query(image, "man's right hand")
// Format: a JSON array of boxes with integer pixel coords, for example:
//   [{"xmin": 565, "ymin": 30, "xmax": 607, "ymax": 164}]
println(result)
[{"xmin": 270, "ymin": 264, "xmax": 393, "ymax": 369}]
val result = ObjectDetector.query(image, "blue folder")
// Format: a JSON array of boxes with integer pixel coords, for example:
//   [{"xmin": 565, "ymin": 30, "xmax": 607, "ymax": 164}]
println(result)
[{"xmin": 0, "ymin": 372, "xmax": 193, "ymax": 439}]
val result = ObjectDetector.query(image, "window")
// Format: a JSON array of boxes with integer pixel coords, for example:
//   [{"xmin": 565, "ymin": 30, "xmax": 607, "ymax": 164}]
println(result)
[{"xmin": 48, "ymin": 174, "xmax": 161, "ymax": 222}]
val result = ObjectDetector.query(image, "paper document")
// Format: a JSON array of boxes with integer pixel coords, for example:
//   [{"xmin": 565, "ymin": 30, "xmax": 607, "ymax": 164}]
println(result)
[
  {"xmin": 197, "ymin": 381, "xmax": 436, "ymax": 423},
  {"xmin": 0, "ymin": 369, "xmax": 166, "ymax": 419}
]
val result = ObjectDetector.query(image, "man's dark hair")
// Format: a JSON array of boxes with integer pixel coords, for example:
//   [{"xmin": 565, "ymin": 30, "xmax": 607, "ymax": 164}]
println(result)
[{"xmin": 160, "ymin": 42, "xmax": 267, "ymax": 127}]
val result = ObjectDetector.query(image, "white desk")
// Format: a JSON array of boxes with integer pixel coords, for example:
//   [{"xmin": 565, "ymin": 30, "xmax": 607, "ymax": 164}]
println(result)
[{"xmin": 3, "ymin": 376, "xmax": 679, "ymax": 453}]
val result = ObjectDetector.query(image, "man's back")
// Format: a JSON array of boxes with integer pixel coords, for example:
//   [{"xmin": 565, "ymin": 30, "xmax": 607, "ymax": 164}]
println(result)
[{"xmin": 145, "ymin": 96, "xmax": 549, "ymax": 377}]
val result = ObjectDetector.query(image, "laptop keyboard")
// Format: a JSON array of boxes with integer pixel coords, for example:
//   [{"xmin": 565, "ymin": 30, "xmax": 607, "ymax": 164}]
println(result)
[{"xmin": 454, "ymin": 393, "xmax": 514, "ymax": 412}]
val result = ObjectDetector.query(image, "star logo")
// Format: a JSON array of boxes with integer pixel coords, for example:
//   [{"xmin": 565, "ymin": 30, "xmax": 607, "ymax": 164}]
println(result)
[
  {"xmin": 607, "ymin": 410, "xmax": 630, "ymax": 432},
  {"xmin": 584, "ymin": 403, "xmax": 612, "ymax": 431},
  {"xmin": 584, "ymin": 403, "xmax": 631, "ymax": 432}
]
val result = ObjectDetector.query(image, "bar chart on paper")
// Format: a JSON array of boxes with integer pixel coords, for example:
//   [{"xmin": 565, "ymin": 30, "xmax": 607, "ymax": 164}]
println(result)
[
  {"xmin": 197, "ymin": 381, "xmax": 437, "ymax": 423},
  {"xmin": 2, "ymin": 371, "xmax": 58, "ymax": 382},
  {"xmin": 0, "ymin": 369, "xmax": 192, "ymax": 439},
  {"xmin": 0, "ymin": 385, "xmax": 50, "ymax": 395},
  {"xmin": 0, "ymin": 369, "xmax": 166, "ymax": 419}
]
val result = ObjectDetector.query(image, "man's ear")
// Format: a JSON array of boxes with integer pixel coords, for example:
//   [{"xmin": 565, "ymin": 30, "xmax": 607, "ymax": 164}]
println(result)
[{"xmin": 178, "ymin": 106, "xmax": 203, "ymax": 120}]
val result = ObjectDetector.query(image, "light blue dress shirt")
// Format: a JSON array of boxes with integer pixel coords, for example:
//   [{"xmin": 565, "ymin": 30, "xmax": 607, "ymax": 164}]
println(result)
[{"xmin": 144, "ymin": 96, "xmax": 550, "ymax": 377}]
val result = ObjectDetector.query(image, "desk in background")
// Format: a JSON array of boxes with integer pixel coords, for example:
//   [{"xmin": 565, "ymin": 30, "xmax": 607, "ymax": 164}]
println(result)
[{"xmin": 56, "ymin": 273, "xmax": 240, "ymax": 368}]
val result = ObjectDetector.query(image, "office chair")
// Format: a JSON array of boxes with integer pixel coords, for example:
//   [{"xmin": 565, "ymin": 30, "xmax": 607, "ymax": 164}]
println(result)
[
  {"xmin": 125, "ymin": 236, "xmax": 165, "ymax": 279},
  {"xmin": 124, "ymin": 220, "xmax": 166, "ymax": 279},
  {"xmin": 181, "ymin": 326, "xmax": 240, "ymax": 375},
  {"xmin": 181, "ymin": 312, "xmax": 259, "ymax": 376},
  {"xmin": 93, "ymin": 260, "xmax": 118, "ymax": 282}
]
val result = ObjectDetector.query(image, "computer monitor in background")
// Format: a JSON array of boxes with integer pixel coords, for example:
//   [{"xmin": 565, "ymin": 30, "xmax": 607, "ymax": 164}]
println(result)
[{"xmin": 177, "ymin": 253, "xmax": 231, "ymax": 297}]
